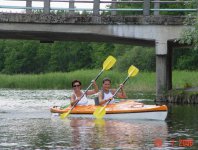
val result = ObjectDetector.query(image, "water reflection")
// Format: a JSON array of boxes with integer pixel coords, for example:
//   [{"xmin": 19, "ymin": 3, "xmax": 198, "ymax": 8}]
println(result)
[
  {"xmin": 0, "ymin": 117, "xmax": 168, "ymax": 149},
  {"xmin": 51, "ymin": 118, "xmax": 168, "ymax": 149},
  {"xmin": 166, "ymin": 104, "xmax": 198, "ymax": 149}
]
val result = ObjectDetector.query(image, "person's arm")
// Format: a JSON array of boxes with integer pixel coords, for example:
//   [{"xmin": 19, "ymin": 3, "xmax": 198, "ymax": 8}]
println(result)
[
  {"xmin": 86, "ymin": 80, "xmax": 99, "ymax": 95},
  {"xmin": 98, "ymin": 91, "xmax": 111, "ymax": 105},
  {"xmin": 70, "ymin": 94, "xmax": 79, "ymax": 106},
  {"xmin": 114, "ymin": 84, "xmax": 127, "ymax": 99}
]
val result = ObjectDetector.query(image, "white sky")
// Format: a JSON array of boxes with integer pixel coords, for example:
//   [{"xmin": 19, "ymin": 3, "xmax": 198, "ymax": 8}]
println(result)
[{"xmin": 0, "ymin": 0, "xmax": 110, "ymax": 13}]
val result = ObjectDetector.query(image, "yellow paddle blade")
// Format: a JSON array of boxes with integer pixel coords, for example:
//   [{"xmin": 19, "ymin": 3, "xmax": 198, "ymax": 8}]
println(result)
[
  {"xmin": 60, "ymin": 110, "xmax": 71, "ymax": 119},
  {"xmin": 103, "ymin": 55, "xmax": 116, "ymax": 70},
  {"xmin": 93, "ymin": 106, "xmax": 106, "ymax": 119},
  {"xmin": 128, "ymin": 65, "xmax": 139, "ymax": 77}
]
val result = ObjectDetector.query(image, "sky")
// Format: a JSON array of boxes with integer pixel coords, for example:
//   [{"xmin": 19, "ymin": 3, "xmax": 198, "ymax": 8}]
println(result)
[{"xmin": 0, "ymin": 0, "xmax": 109, "ymax": 13}]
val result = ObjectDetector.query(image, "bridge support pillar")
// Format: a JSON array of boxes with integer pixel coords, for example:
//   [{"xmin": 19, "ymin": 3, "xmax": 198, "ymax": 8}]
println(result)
[{"xmin": 155, "ymin": 41, "xmax": 172, "ymax": 101}]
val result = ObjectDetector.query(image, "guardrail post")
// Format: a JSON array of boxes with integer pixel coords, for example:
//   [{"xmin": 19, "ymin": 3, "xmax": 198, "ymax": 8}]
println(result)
[
  {"xmin": 26, "ymin": 0, "xmax": 32, "ymax": 14},
  {"xmin": 143, "ymin": 0, "xmax": 150, "ymax": 15},
  {"xmin": 93, "ymin": 0, "xmax": 100, "ymax": 15},
  {"xmin": 69, "ymin": 0, "xmax": 75, "ymax": 15},
  {"xmin": 111, "ymin": 0, "xmax": 117, "ymax": 16},
  {"xmin": 154, "ymin": 0, "xmax": 159, "ymax": 15},
  {"xmin": 44, "ymin": 0, "xmax": 50, "ymax": 14}
]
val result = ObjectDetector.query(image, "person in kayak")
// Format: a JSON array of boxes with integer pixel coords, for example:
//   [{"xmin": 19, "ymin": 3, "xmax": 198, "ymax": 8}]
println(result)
[
  {"xmin": 98, "ymin": 78, "xmax": 127, "ymax": 105},
  {"xmin": 70, "ymin": 80, "xmax": 99, "ymax": 106}
]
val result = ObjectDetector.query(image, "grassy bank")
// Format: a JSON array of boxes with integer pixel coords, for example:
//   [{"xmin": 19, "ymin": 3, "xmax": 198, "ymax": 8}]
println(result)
[{"xmin": 0, "ymin": 70, "xmax": 197, "ymax": 93}]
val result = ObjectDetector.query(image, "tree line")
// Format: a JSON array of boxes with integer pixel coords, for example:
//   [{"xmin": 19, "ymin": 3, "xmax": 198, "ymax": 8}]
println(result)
[{"xmin": 0, "ymin": 40, "xmax": 197, "ymax": 74}]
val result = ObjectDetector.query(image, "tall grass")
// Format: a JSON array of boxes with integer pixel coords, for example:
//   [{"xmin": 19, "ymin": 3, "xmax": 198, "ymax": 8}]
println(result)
[
  {"xmin": 172, "ymin": 71, "xmax": 198, "ymax": 89},
  {"xmin": 0, "ymin": 70, "xmax": 197, "ymax": 93},
  {"xmin": 0, "ymin": 70, "xmax": 123, "ymax": 89}
]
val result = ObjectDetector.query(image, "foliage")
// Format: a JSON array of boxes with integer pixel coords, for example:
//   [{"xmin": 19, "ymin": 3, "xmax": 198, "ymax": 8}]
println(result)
[
  {"xmin": 90, "ymin": 43, "xmax": 115, "ymax": 68},
  {"xmin": 179, "ymin": 0, "xmax": 198, "ymax": 50},
  {"xmin": 116, "ymin": 46, "xmax": 155, "ymax": 72},
  {"xmin": 180, "ymin": 17, "xmax": 198, "ymax": 50},
  {"xmin": 173, "ymin": 47, "xmax": 198, "ymax": 70},
  {"xmin": 104, "ymin": 0, "xmax": 195, "ymax": 15},
  {"xmin": 0, "ymin": 40, "xmax": 5, "ymax": 71},
  {"xmin": 158, "ymin": 1, "xmax": 193, "ymax": 16},
  {"xmin": 0, "ymin": 39, "xmax": 197, "ymax": 74},
  {"xmin": 113, "ymin": 2, "xmax": 143, "ymax": 15}
]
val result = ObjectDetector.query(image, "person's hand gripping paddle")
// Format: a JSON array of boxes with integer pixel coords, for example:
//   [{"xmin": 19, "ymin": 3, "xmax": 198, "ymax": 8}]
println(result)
[
  {"xmin": 93, "ymin": 65, "xmax": 139, "ymax": 119},
  {"xmin": 60, "ymin": 55, "xmax": 116, "ymax": 119}
]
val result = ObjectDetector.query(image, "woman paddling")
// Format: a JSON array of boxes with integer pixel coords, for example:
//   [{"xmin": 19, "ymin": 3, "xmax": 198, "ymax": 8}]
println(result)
[
  {"xmin": 71, "ymin": 80, "xmax": 99, "ymax": 106},
  {"xmin": 98, "ymin": 78, "xmax": 127, "ymax": 105}
]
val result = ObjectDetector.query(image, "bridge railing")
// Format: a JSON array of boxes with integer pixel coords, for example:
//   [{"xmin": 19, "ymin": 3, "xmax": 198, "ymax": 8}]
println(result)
[{"xmin": 0, "ymin": 0, "xmax": 197, "ymax": 15}]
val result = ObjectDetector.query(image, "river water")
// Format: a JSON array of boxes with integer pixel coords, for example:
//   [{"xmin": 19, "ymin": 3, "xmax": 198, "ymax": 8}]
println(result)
[{"xmin": 0, "ymin": 89, "xmax": 197, "ymax": 149}]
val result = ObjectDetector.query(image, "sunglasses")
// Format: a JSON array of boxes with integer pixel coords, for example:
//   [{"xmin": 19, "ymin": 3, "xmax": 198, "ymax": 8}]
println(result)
[{"xmin": 73, "ymin": 84, "xmax": 81, "ymax": 87}]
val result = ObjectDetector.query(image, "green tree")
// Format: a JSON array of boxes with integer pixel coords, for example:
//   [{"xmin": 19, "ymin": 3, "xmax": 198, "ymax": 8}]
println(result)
[
  {"xmin": 20, "ymin": 41, "xmax": 38, "ymax": 73},
  {"xmin": 34, "ymin": 43, "xmax": 51, "ymax": 73},
  {"xmin": 180, "ymin": 0, "xmax": 198, "ymax": 50},
  {"xmin": 0, "ymin": 40, "xmax": 5, "ymax": 71},
  {"xmin": 113, "ymin": 2, "xmax": 143, "ymax": 15},
  {"xmin": 90, "ymin": 43, "xmax": 115, "ymax": 68},
  {"xmin": 159, "ymin": 2, "xmax": 192, "ymax": 15},
  {"xmin": 173, "ymin": 48, "xmax": 198, "ymax": 70},
  {"xmin": 116, "ymin": 46, "xmax": 155, "ymax": 72},
  {"xmin": 3, "ymin": 47, "xmax": 22, "ymax": 74},
  {"xmin": 48, "ymin": 42, "xmax": 68, "ymax": 72},
  {"xmin": 67, "ymin": 42, "xmax": 93, "ymax": 71}
]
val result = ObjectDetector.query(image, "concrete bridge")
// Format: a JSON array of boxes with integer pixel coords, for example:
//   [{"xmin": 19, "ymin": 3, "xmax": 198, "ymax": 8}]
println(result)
[{"xmin": 0, "ymin": 0, "xmax": 196, "ymax": 100}]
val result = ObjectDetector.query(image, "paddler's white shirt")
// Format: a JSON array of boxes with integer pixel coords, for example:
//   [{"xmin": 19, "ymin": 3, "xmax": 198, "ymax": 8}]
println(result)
[
  {"xmin": 74, "ymin": 92, "xmax": 88, "ymax": 105},
  {"xmin": 103, "ymin": 90, "xmax": 115, "ymax": 104}
]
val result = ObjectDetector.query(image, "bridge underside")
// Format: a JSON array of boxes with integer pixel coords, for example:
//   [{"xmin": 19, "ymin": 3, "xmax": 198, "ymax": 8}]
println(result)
[{"xmin": 0, "ymin": 30, "xmax": 155, "ymax": 46}]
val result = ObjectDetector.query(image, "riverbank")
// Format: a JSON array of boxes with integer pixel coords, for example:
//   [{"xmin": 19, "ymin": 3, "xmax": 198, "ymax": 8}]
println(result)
[
  {"xmin": 166, "ymin": 87, "xmax": 198, "ymax": 104},
  {"xmin": 0, "ymin": 70, "xmax": 197, "ymax": 99}
]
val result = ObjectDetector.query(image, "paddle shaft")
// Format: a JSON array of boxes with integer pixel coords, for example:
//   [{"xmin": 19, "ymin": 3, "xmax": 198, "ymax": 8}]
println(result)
[{"xmin": 94, "ymin": 69, "xmax": 104, "ymax": 81}]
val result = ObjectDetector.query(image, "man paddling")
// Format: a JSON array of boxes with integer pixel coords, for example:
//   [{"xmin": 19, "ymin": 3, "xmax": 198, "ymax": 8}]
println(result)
[{"xmin": 98, "ymin": 78, "xmax": 127, "ymax": 105}]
